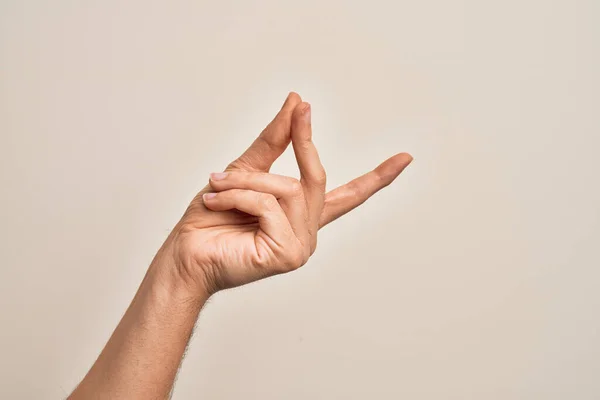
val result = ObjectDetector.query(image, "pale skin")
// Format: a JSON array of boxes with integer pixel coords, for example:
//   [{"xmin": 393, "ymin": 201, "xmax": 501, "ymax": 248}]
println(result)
[{"xmin": 68, "ymin": 93, "xmax": 412, "ymax": 399}]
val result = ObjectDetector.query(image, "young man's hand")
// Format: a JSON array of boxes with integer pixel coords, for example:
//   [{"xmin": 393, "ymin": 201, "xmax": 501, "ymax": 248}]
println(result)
[
  {"xmin": 69, "ymin": 92, "xmax": 412, "ymax": 400},
  {"xmin": 168, "ymin": 93, "xmax": 413, "ymax": 295}
]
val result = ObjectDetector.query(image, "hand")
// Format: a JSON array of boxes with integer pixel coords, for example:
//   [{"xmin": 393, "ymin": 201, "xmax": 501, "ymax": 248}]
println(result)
[
  {"xmin": 69, "ymin": 93, "xmax": 411, "ymax": 400},
  {"xmin": 169, "ymin": 93, "xmax": 412, "ymax": 295}
]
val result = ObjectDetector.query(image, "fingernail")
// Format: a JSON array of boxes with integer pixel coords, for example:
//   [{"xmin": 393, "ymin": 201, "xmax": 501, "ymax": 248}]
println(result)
[
  {"xmin": 302, "ymin": 103, "xmax": 311, "ymax": 122},
  {"xmin": 210, "ymin": 172, "xmax": 228, "ymax": 180},
  {"xmin": 203, "ymin": 192, "xmax": 217, "ymax": 201}
]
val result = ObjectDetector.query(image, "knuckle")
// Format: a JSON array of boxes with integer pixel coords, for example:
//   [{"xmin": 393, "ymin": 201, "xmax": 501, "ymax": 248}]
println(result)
[
  {"xmin": 299, "ymin": 139, "xmax": 312, "ymax": 151},
  {"xmin": 176, "ymin": 221, "xmax": 196, "ymax": 235},
  {"xmin": 258, "ymin": 193, "xmax": 278, "ymax": 209},
  {"xmin": 226, "ymin": 158, "xmax": 249, "ymax": 171},
  {"xmin": 289, "ymin": 179, "xmax": 303, "ymax": 196},
  {"xmin": 284, "ymin": 248, "xmax": 306, "ymax": 271},
  {"xmin": 231, "ymin": 171, "xmax": 247, "ymax": 185},
  {"xmin": 257, "ymin": 134, "xmax": 278, "ymax": 152},
  {"xmin": 313, "ymin": 170, "xmax": 327, "ymax": 187},
  {"xmin": 263, "ymin": 115, "xmax": 290, "ymax": 142},
  {"xmin": 348, "ymin": 181, "xmax": 365, "ymax": 198}
]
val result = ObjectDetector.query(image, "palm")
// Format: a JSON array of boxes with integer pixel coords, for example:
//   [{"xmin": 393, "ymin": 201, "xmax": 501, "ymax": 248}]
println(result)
[{"xmin": 181, "ymin": 203, "xmax": 279, "ymax": 290}]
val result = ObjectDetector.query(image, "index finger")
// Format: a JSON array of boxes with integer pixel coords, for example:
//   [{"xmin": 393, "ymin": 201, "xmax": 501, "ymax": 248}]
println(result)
[{"xmin": 227, "ymin": 92, "xmax": 302, "ymax": 172}]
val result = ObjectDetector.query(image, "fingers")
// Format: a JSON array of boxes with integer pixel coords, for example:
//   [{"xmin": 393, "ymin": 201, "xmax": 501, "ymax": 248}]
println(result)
[
  {"xmin": 319, "ymin": 152, "xmax": 413, "ymax": 228},
  {"xmin": 291, "ymin": 102, "xmax": 326, "ymax": 251},
  {"xmin": 209, "ymin": 171, "xmax": 302, "ymax": 200},
  {"xmin": 202, "ymin": 189, "xmax": 295, "ymax": 247},
  {"xmin": 209, "ymin": 171, "xmax": 308, "ymax": 246},
  {"xmin": 227, "ymin": 92, "xmax": 302, "ymax": 172}
]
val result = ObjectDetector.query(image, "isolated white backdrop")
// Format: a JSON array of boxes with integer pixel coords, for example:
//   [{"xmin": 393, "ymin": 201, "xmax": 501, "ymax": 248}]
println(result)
[{"xmin": 1, "ymin": 1, "xmax": 599, "ymax": 398}]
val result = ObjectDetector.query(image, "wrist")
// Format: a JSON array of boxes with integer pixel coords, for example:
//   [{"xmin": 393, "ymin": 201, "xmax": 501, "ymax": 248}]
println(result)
[{"xmin": 148, "ymin": 236, "xmax": 214, "ymax": 305}]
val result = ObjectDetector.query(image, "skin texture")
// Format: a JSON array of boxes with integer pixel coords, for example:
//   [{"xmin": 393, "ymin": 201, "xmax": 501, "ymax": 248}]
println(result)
[{"xmin": 68, "ymin": 93, "xmax": 412, "ymax": 399}]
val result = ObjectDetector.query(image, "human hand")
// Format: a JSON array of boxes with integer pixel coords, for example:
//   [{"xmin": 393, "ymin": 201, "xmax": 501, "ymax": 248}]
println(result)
[
  {"xmin": 70, "ymin": 93, "xmax": 411, "ymax": 400},
  {"xmin": 168, "ymin": 93, "xmax": 412, "ymax": 295}
]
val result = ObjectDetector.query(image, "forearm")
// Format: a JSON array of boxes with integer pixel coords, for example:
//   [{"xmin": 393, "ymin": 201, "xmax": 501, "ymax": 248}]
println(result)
[{"xmin": 69, "ymin": 240, "xmax": 209, "ymax": 400}]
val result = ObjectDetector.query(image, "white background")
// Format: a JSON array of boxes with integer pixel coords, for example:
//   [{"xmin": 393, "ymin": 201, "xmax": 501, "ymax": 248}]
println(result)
[{"xmin": 1, "ymin": 0, "xmax": 599, "ymax": 398}]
